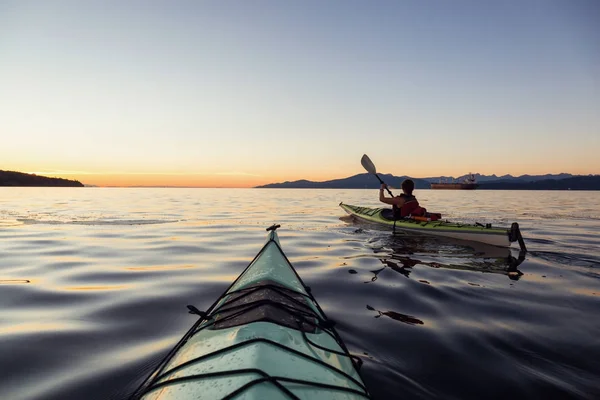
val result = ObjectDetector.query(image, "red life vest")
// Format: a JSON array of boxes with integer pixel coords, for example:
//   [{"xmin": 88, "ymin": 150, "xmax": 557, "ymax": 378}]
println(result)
[{"xmin": 394, "ymin": 194, "xmax": 426, "ymax": 217}]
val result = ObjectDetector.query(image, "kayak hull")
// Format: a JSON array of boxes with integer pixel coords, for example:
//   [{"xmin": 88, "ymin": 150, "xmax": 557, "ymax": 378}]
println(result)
[
  {"xmin": 340, "ymin": 203, "xmax": 513, "ymax": 248},
  {"xmin": 132, "ymin": 227, "xmax": 369, "ymax": 400}
]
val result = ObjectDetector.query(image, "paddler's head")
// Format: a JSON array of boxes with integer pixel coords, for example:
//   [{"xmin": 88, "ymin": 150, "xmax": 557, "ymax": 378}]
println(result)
[{"xmin": 401, "ymin": 179, "xmax": 415, "ymax": 195}]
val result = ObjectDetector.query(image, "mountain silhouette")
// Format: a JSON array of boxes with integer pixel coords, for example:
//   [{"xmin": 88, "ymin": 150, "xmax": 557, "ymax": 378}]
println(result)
[
  {"xmin": 256, "ymin": 173, "xmax": 600, "ymax": 190},
  {"xmin": 1, "ymin": 170, "xmax": 84, "ymax": 187},
  {"xmin": 255, "ymin": 173, "xmax": 431, "ymax": 189}
]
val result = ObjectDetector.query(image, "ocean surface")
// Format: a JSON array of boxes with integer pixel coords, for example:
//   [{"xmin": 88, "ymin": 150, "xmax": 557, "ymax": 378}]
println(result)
[{"xmin": 1, "ymin": 188, "xmax": 599, "ymax": 400}]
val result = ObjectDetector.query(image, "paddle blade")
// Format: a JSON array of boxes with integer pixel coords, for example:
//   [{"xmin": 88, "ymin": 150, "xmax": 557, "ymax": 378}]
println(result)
[{"xmin": 361, "ymin": 154, "xmax": 377, "ymax": 174}]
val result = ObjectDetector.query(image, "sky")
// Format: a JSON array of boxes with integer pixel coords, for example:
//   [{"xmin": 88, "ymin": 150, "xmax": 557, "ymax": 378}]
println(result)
[{"xmin": 1, "ymin": 0, "xmax": 598, "ymax": 187}]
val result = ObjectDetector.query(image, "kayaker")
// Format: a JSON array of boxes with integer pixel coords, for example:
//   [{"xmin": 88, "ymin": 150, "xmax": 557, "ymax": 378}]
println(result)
[{"xmin": 379, "ymin": 179, "xmax": 426, "ymax": 218}]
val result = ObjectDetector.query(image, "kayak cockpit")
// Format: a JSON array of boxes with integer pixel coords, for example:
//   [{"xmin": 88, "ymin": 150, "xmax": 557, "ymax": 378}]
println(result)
[{"xmin": 207, "ymin": 280, "xmax": 320, "ymax": 333}]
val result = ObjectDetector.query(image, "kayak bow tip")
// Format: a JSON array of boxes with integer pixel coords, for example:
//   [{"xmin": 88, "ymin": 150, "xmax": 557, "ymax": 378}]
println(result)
[{"xmin": 266, "ymin": 224, "xmax": 281, "ymax": 232}]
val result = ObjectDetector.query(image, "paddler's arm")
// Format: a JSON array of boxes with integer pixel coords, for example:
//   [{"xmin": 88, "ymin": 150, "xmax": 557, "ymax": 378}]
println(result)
[{"xmin": 379, "ymin": 184, "xmax": 405, "ymax": 206}]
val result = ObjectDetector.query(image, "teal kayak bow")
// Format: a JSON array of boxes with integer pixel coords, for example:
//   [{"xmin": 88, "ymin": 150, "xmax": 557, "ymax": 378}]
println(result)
[{"xmin": 131, "ymin": 224, "xmax": 370, "ymax": 400}]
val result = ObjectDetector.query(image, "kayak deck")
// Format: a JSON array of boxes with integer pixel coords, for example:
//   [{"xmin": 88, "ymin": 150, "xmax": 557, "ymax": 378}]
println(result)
[
  {"xmin": 132, "ymin": 225, "xmax": 370, "ymax": 400},
  {"xmin": 340, "ymin": 203, "xmax": 526, "ymax": 250}
]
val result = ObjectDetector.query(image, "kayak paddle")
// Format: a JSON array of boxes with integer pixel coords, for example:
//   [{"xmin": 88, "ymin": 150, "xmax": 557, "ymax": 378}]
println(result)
[{"xmin": 361, "ymin": 154, "xmax": 394, "ymax": 197}]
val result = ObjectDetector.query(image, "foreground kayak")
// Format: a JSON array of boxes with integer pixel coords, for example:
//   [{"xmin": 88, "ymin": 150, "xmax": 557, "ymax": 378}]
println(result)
[
  {"xmin": 340, "ymin": 203, "xmax": 526, "ymax": 250},
  {"xmin": 131, "ymin": 225, "xmax": 370, "ymax": 400}
]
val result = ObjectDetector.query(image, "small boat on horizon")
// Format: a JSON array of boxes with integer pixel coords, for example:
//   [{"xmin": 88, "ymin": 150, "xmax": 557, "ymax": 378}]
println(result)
[{"xmin": 431, "ymin": 173, "xmax": 479, "ymax": 190}]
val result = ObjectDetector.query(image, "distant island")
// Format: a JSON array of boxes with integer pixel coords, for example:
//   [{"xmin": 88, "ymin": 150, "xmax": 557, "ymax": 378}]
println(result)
[
  {"xmin": 257, "ymin": 173, "xmax": 432, "ymax": 189},
  {"xmin": 0, "ymin": 170, "xmax": 84, "ymax": 187},
  {"xmin": 256, "ymin": 173, "xmax": 600, "ymax": 190}
]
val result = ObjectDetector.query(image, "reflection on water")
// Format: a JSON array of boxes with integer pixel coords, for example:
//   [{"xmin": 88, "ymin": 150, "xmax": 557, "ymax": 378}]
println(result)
[
  {"xmin": 0, "ymin": 188, "xmax": 599, "ymax": 400},
  {"xmin": 366, "ymin": 305, "xmax": 425, "ymax": 326},
  {"xmin": 123, "ymin": 264, "xmax": 197, "ymax": 271},
  {"xmin": 363, "ymin": 235, "xmax": 526, "ymax": 283},
  {"xmin": 64, "ymin": 285, "xmax": 131, "ymax": 291}
]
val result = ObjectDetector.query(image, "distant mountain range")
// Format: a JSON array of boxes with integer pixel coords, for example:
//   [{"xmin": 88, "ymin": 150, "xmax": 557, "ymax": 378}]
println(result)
[
  {"xmin": 0, "ymin": 170, "xmax": 84, "ymax": 187},
  {"xmin": 423, "ymin": 173, "xmax": 575, "ymax": 183},
  {"xmin": 478, "ymin": 176, "xmax": 600, "ymax": 190},
  {"xmin": 2, "ymin": 168, "xmax": 598, "ymax": 189},
  {"xmin": 257, "ymin": 173, "xmax": 431, "ymax": 189},
  {"xmin": 256, "ymin": 173, "xmax": 600, "ymax": 190}
]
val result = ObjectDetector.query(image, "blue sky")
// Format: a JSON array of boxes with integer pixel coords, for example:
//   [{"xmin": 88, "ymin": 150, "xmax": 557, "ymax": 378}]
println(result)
[{"xmin": 1, "ymin": 0, "xmax": 598, "ymax": 186}]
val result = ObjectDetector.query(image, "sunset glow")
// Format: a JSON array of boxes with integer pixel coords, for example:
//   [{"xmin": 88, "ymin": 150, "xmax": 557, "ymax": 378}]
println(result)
[{"xmin": 1, "ymin": 2, "xmax": 598, "ymax": 187}]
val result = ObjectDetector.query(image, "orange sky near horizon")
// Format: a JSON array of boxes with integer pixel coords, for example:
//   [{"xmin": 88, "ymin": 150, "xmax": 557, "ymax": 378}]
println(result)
[
  {"xmin": 68, "ymin": 173, "xmax": 271, "ymax": 188},
  {"xmin": 18, "ymin": 162, "xmax": 599, "ymax": 188},
  {"xmin": 13, "ymin": 147, "xmax": 600, "ymax": 187},
  {"xmin": 21, "ymin": 170, "xmax": 345, "ymax": 188}
]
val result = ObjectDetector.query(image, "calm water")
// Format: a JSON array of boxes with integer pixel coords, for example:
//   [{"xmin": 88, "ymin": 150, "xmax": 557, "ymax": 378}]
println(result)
[{"xmin": 1, "ymin": 188, "xmax": 599, "ymax": 400}]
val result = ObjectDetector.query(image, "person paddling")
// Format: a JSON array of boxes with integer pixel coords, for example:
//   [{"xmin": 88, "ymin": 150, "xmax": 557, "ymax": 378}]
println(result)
[{"xmin": 379, "ymin": 179, "xmax": 426, "ymax": 218}]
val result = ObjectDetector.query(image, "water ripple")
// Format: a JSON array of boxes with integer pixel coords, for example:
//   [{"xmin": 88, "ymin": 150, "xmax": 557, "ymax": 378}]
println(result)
[{"xmin": 0, "ymin": 188, "xmax": 599, "ymax": 400}]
